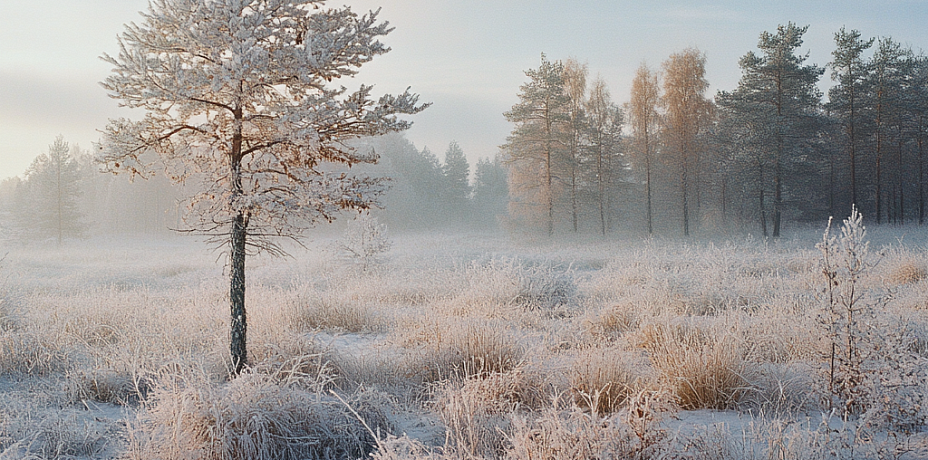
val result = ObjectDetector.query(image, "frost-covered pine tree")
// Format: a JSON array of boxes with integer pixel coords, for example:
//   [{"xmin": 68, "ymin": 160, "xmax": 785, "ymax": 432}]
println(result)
[
  {"xmin": 442, "ymin": 141, "xmax": 470, "ymax": 208},
  {"xmin": 18, "ymin": 135, "xmax": 85, "ymax": 245},
  {"xmin": 98, "ymin": 0, "xmax": 427, "ymax": 374}
]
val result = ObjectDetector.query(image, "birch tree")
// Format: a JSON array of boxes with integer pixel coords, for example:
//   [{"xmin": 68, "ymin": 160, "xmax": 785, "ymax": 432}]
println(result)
[
  {"xmin": 585, "ymin": 76, "xmax": 623, "ymax": 236},
  {"xmin": 563, "ymin": 58, "xmax": 588, "ymax": 232},
  {"xmin": 628, "ymin": 63, "xmax": 660, "ymax": 235},
  {"xmin": 98, "ymin": 0, "xmax": 427, "ymax": 374},
  {"xmin": 661, "ymin": 48, "xmax": 712, "ymax": 237}
]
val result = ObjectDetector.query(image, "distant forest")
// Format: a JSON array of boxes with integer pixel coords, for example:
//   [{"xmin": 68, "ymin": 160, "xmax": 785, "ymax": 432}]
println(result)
[
  {"xmin": 2, "ymin": 23, "xmax": 927, "ymax": 241},
  {"xmin": 504, "ymin": 24, "xmax": 928, "ymax": 237}
]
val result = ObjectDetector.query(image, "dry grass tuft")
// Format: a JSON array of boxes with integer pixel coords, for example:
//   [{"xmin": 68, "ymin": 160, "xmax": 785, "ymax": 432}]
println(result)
[
  {"xmin": 638, "ymin": 322, "xmax": 751, "ymax": 410},
  {"xmin": 583, "ymin": 304, "xmax": 639, "ymax": 340},
  {"xmin": 0, "ymin": 329, "xmax": 71, "ymax": 375},
  {"xmin": 291, "ymin": 297, "xmax": 388, "ymax": 333},
  {"xmin": 249, "ymin": 333, "xmax": 341, "ymax": 389},
  {"xmin": 506, "ymin": 400, "xmax": 670, "ymax": 460},
  {"xmin": 436, "ymin": 372, "xmax": 532, "ymax": 458},
  {"xmin": 886, "ymin": 261, "xmax": 928, "ymax": 286},
  {"xmin": 125, "ymin": 371, "xmax": 389, "ymax": 460},
  {"xmin": 570, "ymin": 348, "xmax": 647, "ymax": 415},
  {"xmin": 67, "ymin": 368, "xmax": 150, "ymax": 405},
  {"xmin": 512, "ymin": 264, "xmax": 577, "ymax": 312},
  {"xmin": 402, "ymin": 320, "xmax": 523, "ymax": 383},
  {"xmin": 16, "ymin": 412, "xmax": 110, "ymax": 459}
]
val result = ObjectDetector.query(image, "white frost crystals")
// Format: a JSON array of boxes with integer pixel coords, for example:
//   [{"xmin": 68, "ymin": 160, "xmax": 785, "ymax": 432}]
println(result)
[
  {"xmin": 96, "ymin": 0, "xmax": 428, "ymax": 252},
  {"xmin": 96, "ymin": 0, "xmax": 427, "ymax": 374}
]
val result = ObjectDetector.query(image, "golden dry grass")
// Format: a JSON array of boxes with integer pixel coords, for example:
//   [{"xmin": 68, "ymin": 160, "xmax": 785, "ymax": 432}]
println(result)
[{"xmin": 0, "ymin": 228, "xmax": 927, "ymax": 459}]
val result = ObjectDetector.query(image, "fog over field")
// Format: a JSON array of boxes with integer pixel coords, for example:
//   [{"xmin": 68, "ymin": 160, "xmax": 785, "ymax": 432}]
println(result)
[{"xmin": 2, "ymin": 0, "xmax": 928, "ymax": 459}]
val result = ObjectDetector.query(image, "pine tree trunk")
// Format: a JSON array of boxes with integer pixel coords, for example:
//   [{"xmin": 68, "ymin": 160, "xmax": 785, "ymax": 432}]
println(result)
[
  {"xmin": 919, "ymin": 128, "xmax": 925, "ymax": 225},
  {"xmin": 774, "ymin": 138, "xmax": 783, "ymax": 238},
  {"xmin": 646, "ymin": 141, "xmax": 653, "ymax": 236},
  {"xmin": 229, "ymin": 102, "xmax": 248, "ymax": 375},
  {"xmin": 230, "ymin": 211, "xmax": 247, "ymax": 374}
]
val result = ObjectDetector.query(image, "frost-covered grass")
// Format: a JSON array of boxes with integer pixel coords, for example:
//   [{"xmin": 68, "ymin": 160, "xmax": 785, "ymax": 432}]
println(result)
[{"xmin": 1, "ymin": 225, "xmax": 928, "ymax": 459}]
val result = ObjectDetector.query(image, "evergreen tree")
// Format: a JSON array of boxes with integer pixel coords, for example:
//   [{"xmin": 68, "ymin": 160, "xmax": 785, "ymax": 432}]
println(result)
[
  {"xmin": 99, "ymin": 0, "xmax": 427, "ymax": 374},
  {"xmin": 827, "ymin": 27, "xmax": 874, "ymax": 213},
  {"xmin": 18, "ymin": 135, "xmax": 85, "ymax": 244},
  {"xmin": 716, "ymin": 23, "xmax": 824, "ymax": 237},
  {"xmin": 503, "ymin": 54, "xmax": 569, "ymax": 235},
  {"xmin": 472, "ymin": 155, "xmax": 509, "ymax": 228},
  {"xmin": 442, "ymin": 141, "xmax": 471, "ymax": 207},
  {"xmin": 866, "ymin": 37, "xmax": 910, "ymax": 223}
]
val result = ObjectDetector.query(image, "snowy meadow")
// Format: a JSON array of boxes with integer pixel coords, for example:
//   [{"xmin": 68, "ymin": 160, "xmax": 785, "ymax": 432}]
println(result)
[{"xmin": 1, "ymin": 220, "xmax": 928, "ymax": 459}]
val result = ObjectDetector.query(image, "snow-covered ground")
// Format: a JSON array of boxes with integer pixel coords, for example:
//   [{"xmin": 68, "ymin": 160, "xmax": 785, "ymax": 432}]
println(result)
[{"xmin": 1, "ymin": 225, "xmax": 927, "ymax": 459}]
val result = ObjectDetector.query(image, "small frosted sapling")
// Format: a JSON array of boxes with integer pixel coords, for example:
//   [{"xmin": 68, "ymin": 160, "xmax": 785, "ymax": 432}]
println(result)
[{"xmin": 338, "ymin": 213, "xmax": 392, "ymax": 271}]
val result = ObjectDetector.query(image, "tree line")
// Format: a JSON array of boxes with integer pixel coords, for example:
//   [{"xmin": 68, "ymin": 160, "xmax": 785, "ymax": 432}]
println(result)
[
  {"xmin": 504, "ymin": 24, "xmax": 928, "ymax": 237},
  {"xmin": 0, "ymin": 133, "xmax": 509, "ymax": 242},
  {"xmin": 0, "ymin": 135, "xmax": 183, "ymax": 243}
]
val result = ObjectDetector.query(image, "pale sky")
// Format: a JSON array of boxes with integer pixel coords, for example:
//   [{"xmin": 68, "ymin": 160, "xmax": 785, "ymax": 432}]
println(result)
[{"xmin": 1, "ymin": 0, "xmax": 927, "ymax": 180}]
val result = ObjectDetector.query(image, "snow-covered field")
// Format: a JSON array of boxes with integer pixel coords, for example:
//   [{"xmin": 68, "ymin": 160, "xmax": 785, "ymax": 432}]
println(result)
[{"xmin": 1, "ymin": 223, "xmax": 928, "ymax": 459}]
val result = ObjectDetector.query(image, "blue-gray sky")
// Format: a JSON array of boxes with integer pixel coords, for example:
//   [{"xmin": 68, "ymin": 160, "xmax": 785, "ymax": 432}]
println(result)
[{"xmin": 2, "ymin": 0, "xmax": 927, "ymax": 180}]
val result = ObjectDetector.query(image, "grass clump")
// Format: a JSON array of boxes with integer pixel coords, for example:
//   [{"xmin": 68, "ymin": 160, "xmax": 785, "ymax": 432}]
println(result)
[
  {"xmin": 291, "ymin": 297, "xmax": 387, "ymax": 333},
  {"xmin": 570, "ymin": 348, "xmax": 646, "ymax": 415},
  {"xmin": 638, "ymin": 322, "xmax": 750, "ymax": 410},
  {"xmin": 67, "ymin": 368, "xmax": 150, "ymax": 405},
  {"xmin": 125, "ymin": 371, "xmax": 389, "ymax": 460},
  {"xmin": 402, "ymin": 319, "xmax": 523, "ymax": 383}
]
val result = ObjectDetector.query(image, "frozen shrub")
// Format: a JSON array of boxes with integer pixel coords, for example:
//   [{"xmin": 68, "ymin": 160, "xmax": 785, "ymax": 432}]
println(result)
[
  {"xmin": 817, "ymin": 207, "xmax": 880, "ymax": 417},
  {"xmin": 338, "ymin": 213, "xmax": 392, "ymax": 271}
]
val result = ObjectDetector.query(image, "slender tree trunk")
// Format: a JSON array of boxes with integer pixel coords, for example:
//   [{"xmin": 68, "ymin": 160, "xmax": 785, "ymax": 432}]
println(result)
[
  {"xmin": 646, "ymin": 148, "xmax": 653, "ymax": 236},
  {"xmin": 545, "ymin": 141, "xmax": 553, "ymax": 236},
  {"xmin": 544, "ymin": 105, "xmax": 554, "ymax": 236},
  {"xmin": 876, "ymin": 118, "xmax": 883, "ymax": 224},
  {"xmin": 830, "ymin": 148, "xmax": 836, "ymax": 218},
  {"xmin": 759, "ymin": 160, "xmax": 767, "ymax": 237},
  {"xmin": 571, "ymin": 162, "xmax": 579, "ymax": 233},
  {"xmin": 682, "ymin": 154, "xmax": 689, "ymax": 237},
  {"xmin": 598, "ymin": 142, "xmax": 606, "ymax": 237},
  {"xmin": 919, "ymin": 126, "xmax": 925, "ymax": 225},
  {"xmin": 229, "ymin": 104, "xmax": 248, "ymax": 375},
  {"xmin": 773, "ymin": 123, "xmax": 783, "ymax": 238},
  {"xmin": 230, "ymin": 211, "xmax": 248, "ymax": 374},
  {"xmin": 57, "ymin": 154, "xmax": 63, "ymax": 247},
  {"xmin": 898, "ymin": 133, "xmax": 905, "ymax": 224}
]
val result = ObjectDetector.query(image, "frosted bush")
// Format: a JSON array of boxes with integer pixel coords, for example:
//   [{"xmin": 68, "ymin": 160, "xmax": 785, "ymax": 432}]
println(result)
[{"xmin": 338, "ymin": 213, "xmax": 392, "ymax": 271}]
